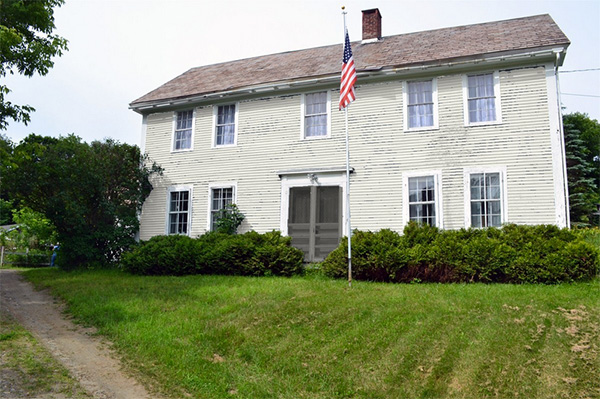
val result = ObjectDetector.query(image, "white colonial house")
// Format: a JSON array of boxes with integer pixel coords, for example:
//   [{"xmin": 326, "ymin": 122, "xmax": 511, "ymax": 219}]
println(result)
[{"xmin": 130, "ymin": 10, "xmax": 570, "ymax": 262}]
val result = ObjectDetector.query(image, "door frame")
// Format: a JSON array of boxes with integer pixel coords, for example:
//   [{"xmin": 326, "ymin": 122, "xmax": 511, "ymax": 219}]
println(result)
[{"xmin": 280, "ymin": 171, "xmax": 349, "ymax": 237}]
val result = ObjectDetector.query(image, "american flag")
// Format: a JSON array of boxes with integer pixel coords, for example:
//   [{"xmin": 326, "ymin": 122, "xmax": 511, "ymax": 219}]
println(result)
[{"xmin": 339, "ymin": 29, "xmax": 357, "ymax": 110}]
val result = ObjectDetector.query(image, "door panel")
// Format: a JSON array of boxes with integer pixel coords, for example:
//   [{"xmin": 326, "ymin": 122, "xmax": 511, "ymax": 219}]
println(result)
[
  {"xmin": 315, "ymin": 186, "xmax": 341, "ymax": 261},
  {"xmin": 288, "ymin": 185, "xmax": 341, "ymax": 262},
  {"xmin": 288, "ymin": 187, "xmax": 311, "ymax": 260}
]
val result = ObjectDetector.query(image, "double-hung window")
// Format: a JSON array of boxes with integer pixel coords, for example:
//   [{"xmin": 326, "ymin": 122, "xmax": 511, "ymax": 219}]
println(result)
[
  {"xmin": 173, "ymin": 110, "xmax": 193, "ymax": 151},
  {"xmin": 210, "ymin": 185, "xmax": 235, "ymax": 231},
  {"xmin": 403, "ymin": 171, "xmax": 442, "ymax": 228},
  {"xmin": 404, "ymin": 79, "xmax": 437, "ymax": 130},
  {"xmin": 464, "ymin": 72, "xmax": 500, "ymax": 125},
  {"xmin": 408, "ymin": 176, "xmax": 437, "ymax": 226},
  {"xmin": 468, "ymin": 172, "xmax": 503, "ymax": 228},
  {"xmin": 214, "ymin": 104, "xmax": 237, "ymax": 146},
  {"xmin": 302, "ymin": 91, "xmax": 330, "ymax": 139},
  {"xmin": 168, "ymin": 190, "xmax": 190, "ymax": 235}
]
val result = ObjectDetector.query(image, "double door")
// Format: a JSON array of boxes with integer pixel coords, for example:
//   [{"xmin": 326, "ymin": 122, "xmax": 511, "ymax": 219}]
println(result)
[{"xmin": 288, "ymin": 186, "xmax": 342, "ymax": 262}]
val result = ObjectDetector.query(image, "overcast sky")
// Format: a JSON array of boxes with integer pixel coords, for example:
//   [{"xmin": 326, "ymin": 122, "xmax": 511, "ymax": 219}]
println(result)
[{"xmin": 3, "ymin": 0, "xmax": 599, "ymax": 146}]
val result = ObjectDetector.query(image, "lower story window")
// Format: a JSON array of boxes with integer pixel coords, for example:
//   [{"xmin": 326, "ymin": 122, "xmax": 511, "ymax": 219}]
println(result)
[
  {"xmin": 211, "ymin": 187, "xmax": 234, "ymax": 231},
  {"xmin": 168, "ymin": 190, "xmax": 190, "ymax": 234},
  {"xmin": 408, "ymin": 175, "xmax": 437, "ymax": 226},
  {"xmin": 469, "ymin": 172, "xmax": 502, "ymax": 228}
]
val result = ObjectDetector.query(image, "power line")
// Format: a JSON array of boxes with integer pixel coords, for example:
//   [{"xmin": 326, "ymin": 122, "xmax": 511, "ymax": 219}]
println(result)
[
  {"xmin": 561, "ymin": 93, "xmax": 600, "ymax": 98},
  {"xmin": 560, "ymin": 68, "xmax": 600, "ymax": 73}
]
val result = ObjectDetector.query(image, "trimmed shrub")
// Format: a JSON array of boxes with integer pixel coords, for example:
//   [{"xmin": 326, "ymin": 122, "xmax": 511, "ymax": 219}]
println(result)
[
  {"xmin": 121, "ymin": 230, "xmax": 304, "ymax": 277},
  {"xmin": 121, "ymin": 235, "xmax": 200, "ymax": 276},
  {"xmin": 321, "ymin": 224, "xmax": 599, "ymax": 284},
  {"xmin": 246, "ymin": 231, "xmax": 305, "ymax": 277}
]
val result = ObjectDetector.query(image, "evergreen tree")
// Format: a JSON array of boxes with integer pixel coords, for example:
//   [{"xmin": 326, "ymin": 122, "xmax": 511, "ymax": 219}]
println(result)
[{"xmin": 563, "ymin": 113, "xmax": 600, "ymax": 226}]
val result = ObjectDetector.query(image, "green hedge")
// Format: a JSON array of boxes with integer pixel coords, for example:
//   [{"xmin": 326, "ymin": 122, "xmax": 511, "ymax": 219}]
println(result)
[
  {"xmin": 121, "ymin": 231, "xmax": 304, "ymax": 277},
  {"xmin": 322, "ymin": 223, "xmax": 599, "ymax": 284},
  {"xmin": 2, "ymin": 252, "xmax": 52, "ymax": 268}
]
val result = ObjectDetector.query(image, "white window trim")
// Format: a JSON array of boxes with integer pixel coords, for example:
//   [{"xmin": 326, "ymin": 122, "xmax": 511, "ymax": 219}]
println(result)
[
  {"xmin": 402, "ymin": 78, "xmax": 439, "ymax": 132},
  {"xmin": 207, "ymin": 182, "xmax": 238, "ymax": 231},
  {"xmin": 402, "ymin": 170, "xmax": 443, "ymax": 229},
  {"xmin": 463, "ymin": 166, "xmax": 508, "ymax": 228},
  {"xmin": 462, "ymin": 71, "xmax": 502, "ymax": 127},
  {"xmin": 171, "ymin": 109, "xmax": 195, "ymax": 153},
  {"xmin": 280, "ymin": 172, "xmax": 348, "ymax": 236},
  {"xmin": 165, "ymin": 185, "xmax": 193, "ymax": 236},
  {"xmin": 212, "ymin": 103, "xmax": 239, "ymax": 148},
  {"xmin": 300, "ymin": 91, "xmax": 332, "ymax": 140}
]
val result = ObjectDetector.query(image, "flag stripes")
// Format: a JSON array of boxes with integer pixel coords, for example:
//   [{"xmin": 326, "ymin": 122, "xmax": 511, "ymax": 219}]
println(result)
[{"xmin": 339, "ymin": 30, "xmax": 357, "ymax": 110}]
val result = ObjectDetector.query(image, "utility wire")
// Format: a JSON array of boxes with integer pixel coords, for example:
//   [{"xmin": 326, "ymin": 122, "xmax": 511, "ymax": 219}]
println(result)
[
  {"xmin": 560, "ymin": 68, "xmax": 600, "ymax": 73},
  {"xmin": 561, "ymin": 93, "xmax": 600, "ymax": 98}
]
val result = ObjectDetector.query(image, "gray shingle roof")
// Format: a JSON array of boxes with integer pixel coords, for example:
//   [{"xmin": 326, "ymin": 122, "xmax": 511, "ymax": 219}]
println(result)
[{"xmin": 131, "ymin": 14, "xmax": 569, "ymax": 106}]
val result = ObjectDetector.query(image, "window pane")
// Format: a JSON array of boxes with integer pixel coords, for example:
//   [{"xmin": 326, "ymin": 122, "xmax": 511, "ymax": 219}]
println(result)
[
  {"xmin": 407, "ymin": 81, "xmax": 433, "ymax": 128},
  {"xmin": 174, "ymin": 110, "xmax": 193, "ymax": 150},
  {"xmin": 467, "ymin": 74, "xmax": 495, "ymax": 123},
  {"xmin": 216, "ymin": 105, "xmax": 235, "ymax": 145},
  {"xmin": 211, "ymin": 187, "xmax": 233, "ymax": 231},
  {"xmin": 470, "ymin": 172, "xmax": 502, "ymax": 228},
  {"xmin": 305, "ymin": 92, "xmax": 328, "ymax": 137},
  {"xmin": 408, "ymin": 176, "xmax": 436, "ymax": 226},
  {"xmin": 488, "ymin": 200, "xmax": 501, "ymax": 215},
  {"xmin": 168, "ymin": 190, "xmax": 189, "ymax": 235}
]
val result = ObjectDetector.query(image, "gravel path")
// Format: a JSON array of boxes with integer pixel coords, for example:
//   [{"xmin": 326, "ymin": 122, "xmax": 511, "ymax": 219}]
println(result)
[{"xmin": 0, "ymin": 269, "xmax": 156, "ymax": 399}]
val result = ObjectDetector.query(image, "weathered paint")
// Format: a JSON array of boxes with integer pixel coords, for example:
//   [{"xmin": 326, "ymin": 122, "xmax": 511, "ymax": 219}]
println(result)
[{"xmin": 139, "ymin": 65, "xmax": 566, "ymax": 240}]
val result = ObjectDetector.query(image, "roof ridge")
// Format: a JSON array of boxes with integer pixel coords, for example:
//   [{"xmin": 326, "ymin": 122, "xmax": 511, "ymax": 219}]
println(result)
[{"xmin": 131, "ymin": 13, "xmax": 569, "ymax": 108}]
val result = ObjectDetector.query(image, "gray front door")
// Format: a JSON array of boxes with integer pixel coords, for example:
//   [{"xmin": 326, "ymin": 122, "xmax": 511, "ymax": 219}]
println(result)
[{"xmin": 288, "ymin": 186, "xmax": 342, "ymax": 262}]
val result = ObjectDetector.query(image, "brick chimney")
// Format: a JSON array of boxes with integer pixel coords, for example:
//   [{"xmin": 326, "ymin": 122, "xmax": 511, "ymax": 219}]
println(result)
[{"xmin": 362, "ymin": 8, "xmax": 382, "ymax": 41}]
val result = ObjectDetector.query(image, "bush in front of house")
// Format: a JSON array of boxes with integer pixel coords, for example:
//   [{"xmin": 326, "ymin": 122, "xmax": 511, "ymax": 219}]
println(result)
[
  {"xmin": 321, "ymin": 223, "xmax": 599, "ymax": 284},
  {"xmin": 121, "ymin": 230, "xmax": 304, "ymax": 277},
  {"xmin": 121, "ymin": 235, "xmax": 201, "ymax": 276}
]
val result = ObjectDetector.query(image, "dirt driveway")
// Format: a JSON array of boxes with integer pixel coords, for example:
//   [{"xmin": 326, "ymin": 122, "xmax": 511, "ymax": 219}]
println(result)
[{"xmin": 0, "ymin": 269, "xmax": 156, "ymax": 399}]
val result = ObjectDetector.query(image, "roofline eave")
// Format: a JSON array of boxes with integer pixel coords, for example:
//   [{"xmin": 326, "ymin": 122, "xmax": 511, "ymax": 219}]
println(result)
[{"xmin": 129, "ymin": 45, "xmax": 568, "ymax": 114}]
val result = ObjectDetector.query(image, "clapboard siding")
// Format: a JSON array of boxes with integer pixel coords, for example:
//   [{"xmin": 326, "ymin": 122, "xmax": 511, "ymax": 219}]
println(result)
[{"xmin": 139, "ymin": 65, "xmax": 562, "ymax": 239}]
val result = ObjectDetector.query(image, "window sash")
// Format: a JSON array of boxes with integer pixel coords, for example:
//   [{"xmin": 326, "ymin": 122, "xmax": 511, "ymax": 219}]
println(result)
[
  {"xmin": 168, "ymin": 191, "xmax": 189, "ymax": 234},
  {"xmin": 216, "ymin": 105, "xmax": 236, "ymax": 145},
  {"xmin": 467, "ymin": 74, "xmax": 496, "ymax": 123},
  {"xmin": 211, "ymin": 187, "xmax": 234, "ymax": 231},
  {"xmin": 174, "ymin": 110, "xmax": 193, "ymax": 150},
  {"xmin": 470, "ymin": 172, "xmax": 502, "ymax": 228},
  {"xmin": 407, "ymin": 81, "xmax": 434, "ymax": 128},
  {"xmin": 304, "ymin": 92, "xmax": 328, "ymax": 137},
  {"xmin": 408, "ymin": 176, "xmax": 436, "ymax": 226}
]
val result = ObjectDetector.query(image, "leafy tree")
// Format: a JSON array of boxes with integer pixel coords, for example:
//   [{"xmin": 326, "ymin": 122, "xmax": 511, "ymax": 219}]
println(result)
[
  {"xmin": 4, "ymin": 134, "xmax": 162, "ymax": 268},
  {"xmin": 0, "ymin": 206, "xmax": 58, "ymax": 250},
  {"xmin": 0, "ymin": 0, "xmax": 68, "ymax": 129},
  {"xmin": 0, "ymin": 199, "xmax": 14, "ymax": 225},
  {"xmin": 563, "ymin": 113, "xmax": 600, "ymax": 226}
]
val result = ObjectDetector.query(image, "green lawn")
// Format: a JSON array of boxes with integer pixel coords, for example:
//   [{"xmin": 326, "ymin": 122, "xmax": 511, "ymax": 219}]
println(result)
[{"xmin": 23, "ymin": 269, "xmax": 599, "ymax": 399}]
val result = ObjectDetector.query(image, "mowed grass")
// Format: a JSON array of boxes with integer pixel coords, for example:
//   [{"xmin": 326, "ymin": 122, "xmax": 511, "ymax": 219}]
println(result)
[{"xmin": 23, "ymin": 269, "xmax": 599, "ymax": 399}]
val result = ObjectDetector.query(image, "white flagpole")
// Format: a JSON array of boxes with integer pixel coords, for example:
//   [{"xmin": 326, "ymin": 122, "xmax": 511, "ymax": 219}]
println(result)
[{"xmin": 342, "ymin": 6, "xmax": 352, "ymax": 288}]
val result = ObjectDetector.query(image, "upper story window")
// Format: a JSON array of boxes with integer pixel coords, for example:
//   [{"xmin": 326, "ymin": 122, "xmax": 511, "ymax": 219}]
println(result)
[
  {"xmin": 404, "ymin": 79, "xmax": 438, "ymax": 130},
  {"xmin": 168, "ymin": 189, "xmax": 191, "ymax": 235},
  {"xmin": 214, "ymin": 104, "xmax": 237, "ymax": 147},
  {"xmin": 463, "ymin": 72, "xmax": 501, "ymax": 125},
  {"xmin": 173, "ymin": 110, "xmax": 193, "ymax": 151},
  {"xmin": 466, "ymin": 170, "xmax": 505, "ymax": 228},
  {"xmin": 301, "ymin": 91, "xmax": 330, "ymax": 139}
]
